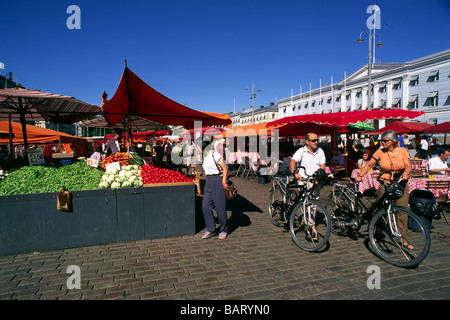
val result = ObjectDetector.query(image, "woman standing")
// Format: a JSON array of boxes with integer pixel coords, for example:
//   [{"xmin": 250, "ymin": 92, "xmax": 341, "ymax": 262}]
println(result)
[
  {"xmin": 356, "ymin": 130, "xmax": 413, "ymax": 249},
  {"xmin": 201, "ymin": 141, "xmax": 231, "ymax": 239}
]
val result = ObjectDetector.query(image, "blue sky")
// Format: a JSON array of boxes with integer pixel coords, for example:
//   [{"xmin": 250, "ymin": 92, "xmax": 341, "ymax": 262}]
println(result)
[{"xmin": 1, "ymin": 0, "xmax": 449, "ymax": 116}]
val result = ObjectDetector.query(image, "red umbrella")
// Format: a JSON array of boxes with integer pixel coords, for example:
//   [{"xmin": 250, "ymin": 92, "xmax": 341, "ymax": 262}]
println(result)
[
  {"xmin": 428, "ymin": 122, "xmax": 450, "ymax": 133},
  {"xmin": 368, "ymin": 121, "xmax": 433, "ymax": 135}
]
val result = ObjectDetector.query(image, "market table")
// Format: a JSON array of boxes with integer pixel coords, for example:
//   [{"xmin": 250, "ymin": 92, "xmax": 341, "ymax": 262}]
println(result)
[
  {"xmin": 408, "ymin": 175, "xmax": 450, "ymax": 198},
  {"xmin": 351, "ymin": 169, "xmax": 380, "ymax": 194}
]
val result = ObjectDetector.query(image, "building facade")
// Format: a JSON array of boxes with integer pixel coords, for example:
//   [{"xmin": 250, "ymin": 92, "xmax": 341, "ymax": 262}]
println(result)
[
  {"xmin": 277, "ymin": 49, "xmax": 450, "ymax": 127},
  {"xmin": 230, "ymin": 103, "xmax": 278, "ymax": 127}
]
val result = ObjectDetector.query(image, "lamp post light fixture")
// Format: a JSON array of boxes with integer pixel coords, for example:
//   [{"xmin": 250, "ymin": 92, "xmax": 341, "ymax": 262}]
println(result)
[
  {"xmin": 245, "ymin": 83, "xmax": 261, "ymax": 124},
  {"xmin": 357, "ymin": 31, "xmax": 383, "ymax": 110}
]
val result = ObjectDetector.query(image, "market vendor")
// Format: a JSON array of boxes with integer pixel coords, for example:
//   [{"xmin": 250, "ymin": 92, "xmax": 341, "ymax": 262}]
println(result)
[{"xmin": 105, "ymin": 129, "xmax": 122, "ymax": 157}]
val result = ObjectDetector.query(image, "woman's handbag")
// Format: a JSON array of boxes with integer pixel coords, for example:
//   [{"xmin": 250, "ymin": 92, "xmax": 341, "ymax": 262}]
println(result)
[
  {"xmin": 212, "ymin": 152, "xmax": 237, "ymax": 201},
  {"xmin": 225, "ymin": 179, "xmax": 237, "ymax": 201}
]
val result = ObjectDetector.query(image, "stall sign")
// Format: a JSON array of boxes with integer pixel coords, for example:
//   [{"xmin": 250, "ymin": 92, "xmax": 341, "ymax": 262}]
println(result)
[
  {"xmin": 86, "ymin": 158, "xmax": 99, "ymax": 168},
  {"xmin": 105, "ymin": 161, "xmax": 121, "ymax": 173},
  {"xmin": 27, "ymin": 148, "xmax": 45, "ymax": 166}
]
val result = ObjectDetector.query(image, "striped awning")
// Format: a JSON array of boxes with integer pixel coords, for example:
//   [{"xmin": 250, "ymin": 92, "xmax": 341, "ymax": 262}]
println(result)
[
  {"xmin": 79, "ymin": 115, "xmax": 161, "ymax": 130},
  {"xmin": 0, "ymin": 87, "xmax": 100, "ymax": 124}
]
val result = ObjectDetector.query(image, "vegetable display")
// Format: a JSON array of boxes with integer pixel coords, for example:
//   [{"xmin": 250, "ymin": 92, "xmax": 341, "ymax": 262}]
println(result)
[
  {"xmin": 0, "ymin": 151, "xmax": 194, "ymax": 196},
  {"xmin": 100, "ymin": 152, "xmax": 132, "ymax": 168},
  {"xmin": 140, "ymin": 164, "xmax": 194, "ymax": 184},
  {"xmin": 0, "ymin": 162, "xmax": 104, "ymax": 195},
  {"xmin": 99, "ymin": 165, "xmax": 143, "ymax": 189}
]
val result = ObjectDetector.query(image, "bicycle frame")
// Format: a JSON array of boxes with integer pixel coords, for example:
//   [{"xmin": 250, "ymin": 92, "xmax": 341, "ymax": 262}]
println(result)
[{"xmin": 335, "ymin": 176, "xmax": 404, "ymax": 239}]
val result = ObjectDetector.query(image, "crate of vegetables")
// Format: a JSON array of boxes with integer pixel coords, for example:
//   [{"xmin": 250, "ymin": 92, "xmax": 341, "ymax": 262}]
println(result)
[{"xmin": 140, "ymin": 164, "xmax": 195, "ymax": 187}]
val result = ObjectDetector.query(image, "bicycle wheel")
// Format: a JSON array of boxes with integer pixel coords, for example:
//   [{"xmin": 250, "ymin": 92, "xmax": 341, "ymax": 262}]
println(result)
[
  {"xmin": 268, "ymin": 185, "xmax": 286, "ymax": 226},
  {"xmin": 290, "ymin": 199, "xmax": 331, "ymax": 252},
  {"xmin": 325, "ymin": 190, "xmax": 355, "ymax": 235},
  {"xmin": 368, "ymin": 206, "xmax": 431, "ymax": 268}
]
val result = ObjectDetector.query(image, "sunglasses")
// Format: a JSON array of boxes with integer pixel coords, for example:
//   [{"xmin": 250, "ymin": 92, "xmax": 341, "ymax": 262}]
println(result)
[
  {"xmin": 308, "ymin": 139, "xmax": 319, "ymax": 143},
  {"xmin": 381, "ymin": 139, "xmax": 391, "ymax": 143}
]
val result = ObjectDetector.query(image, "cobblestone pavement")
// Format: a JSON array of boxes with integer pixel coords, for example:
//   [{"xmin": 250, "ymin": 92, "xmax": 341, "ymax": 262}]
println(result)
[{"xmin": 0, "ymin": 176, "xmax": 449, "ymax": 301}]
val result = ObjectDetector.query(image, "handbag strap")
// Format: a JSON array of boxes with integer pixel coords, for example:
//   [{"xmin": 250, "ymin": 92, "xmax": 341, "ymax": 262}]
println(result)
[{"xmin": 212, "ymin": 151, "xmax": 223, "ymax": 175}]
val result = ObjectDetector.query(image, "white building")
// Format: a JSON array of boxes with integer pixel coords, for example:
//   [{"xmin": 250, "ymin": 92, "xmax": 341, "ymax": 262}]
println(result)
[
  {"xmin": 277, "ymin": 49, "xmax": 450, "ymax": 127},
  {"xmin": 230, "ymin": 103, "xmax": 278, "ymax": 127}
]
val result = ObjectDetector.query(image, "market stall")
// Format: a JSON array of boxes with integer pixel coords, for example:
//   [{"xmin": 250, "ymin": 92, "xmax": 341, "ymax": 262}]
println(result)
[
  {"xmin": 0, "ymin": 87, "xmax": 100, "ymax": 163},
  {"xmin": 0, "ymin": 120, "xmax": 89, "ymax": 164}
]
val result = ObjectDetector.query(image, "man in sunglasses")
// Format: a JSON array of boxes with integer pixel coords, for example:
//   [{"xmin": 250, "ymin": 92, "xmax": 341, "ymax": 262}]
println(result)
[{"xmin": 290, "ymin": 133, "xmax": 326, "ymax": 191}]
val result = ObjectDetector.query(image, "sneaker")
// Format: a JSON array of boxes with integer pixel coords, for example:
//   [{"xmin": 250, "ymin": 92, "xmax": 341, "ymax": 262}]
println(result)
[{"xmin": 218, "ymin": 232, "xmax": 228, "ymax": 239}]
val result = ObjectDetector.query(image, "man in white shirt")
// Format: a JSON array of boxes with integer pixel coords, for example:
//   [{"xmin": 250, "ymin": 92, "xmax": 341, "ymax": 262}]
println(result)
[
  {"xmin": 290, "ymin": 133, "xmax": 326, "ymax": 194},
  {"xmin": 428, "ymin": 149, "xmax": 450, "ymax": 175},
  {"xmin": 289, "ymin": 132, "xmax": 326, "ymax": 241}
]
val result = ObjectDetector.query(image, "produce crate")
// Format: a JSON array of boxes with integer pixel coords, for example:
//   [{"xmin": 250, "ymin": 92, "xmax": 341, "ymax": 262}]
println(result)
[
  {"xmin": 143, "ymin": 181, "xmax": 194, "ymax": 187},
  {"xmin": 52, "ymin": 152, "xmax": 76, "ymax": 159},
  {"xmin": 0, "ymin": 184, "xmax": 196, "ymax": 257}
]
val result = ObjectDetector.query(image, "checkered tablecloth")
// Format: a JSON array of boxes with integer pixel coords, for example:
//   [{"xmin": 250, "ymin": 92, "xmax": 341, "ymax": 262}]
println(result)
[
  {"xmin": 351, "ymin": 169, "xmax": 380, "ymax": 194},
  {"xmin": 408, "ymin": 176, "xmax": 450, "ymax": 198}
]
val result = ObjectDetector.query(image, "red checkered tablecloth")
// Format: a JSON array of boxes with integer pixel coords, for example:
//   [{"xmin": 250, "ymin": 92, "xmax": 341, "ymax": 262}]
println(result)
[
  {"xmin": 408, "ymin": 176, "xmax": 450, "ymax": 198},
  {"xmin": 351, "ymin": 169, "xmax": 380, "ymax": 194}
]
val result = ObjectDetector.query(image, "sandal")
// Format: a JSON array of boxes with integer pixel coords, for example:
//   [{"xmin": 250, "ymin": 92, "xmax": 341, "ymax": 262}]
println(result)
[
  {"xmin": 401, "ymin": 242, "xmax": 415, "ymax": 250},
  {"xmin": 218, "ymin": 232, "xmax": 228, "ymax": 239},
  {"xmin": 202, "ymin": 232, "xmax": 214, "ymax": 239},
  {"xmin": 309, "ymin": 227, "xmax": 318, "ymax": 242}
]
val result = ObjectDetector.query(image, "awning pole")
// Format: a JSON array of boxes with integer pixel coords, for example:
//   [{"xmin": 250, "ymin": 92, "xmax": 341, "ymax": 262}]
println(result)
[{"xmin": 8, "ymin": 113, "xmax": 13, "ymax": 161}]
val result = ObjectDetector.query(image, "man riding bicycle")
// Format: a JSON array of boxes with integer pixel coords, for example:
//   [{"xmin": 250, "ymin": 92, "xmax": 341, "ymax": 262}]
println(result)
[{"xmin": 289, "ymin": 133, "xmax": 326, "ymax": 241}]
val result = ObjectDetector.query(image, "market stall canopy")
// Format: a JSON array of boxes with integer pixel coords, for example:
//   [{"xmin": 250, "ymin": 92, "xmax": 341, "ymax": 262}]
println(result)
[
  {"xmin": 183, "ymin": 111, "xmax": 232, "ymax": 129},
  {"xmin": 367, "ymin": 121, "xmax": 433, "ymax": 135},
  {"xmin": 217, "ymin": 122, "xmax": 284, "ymax": 138},
  {"xmin": 103, "ymin": 130, "xmax": 170, "ymax": 142},
  {"xmin": 0, "ymin": 87, "xmax": 100, "ymax": 124},
  {"xmin": 427, "ymin": 121, "xmax": 450, "ymax": 133},
  {"xmin": 79, "ymin": 115, "xmax": 161, "ymax": 131},
  {"xmin": 267, "ymin": 109, "xmax": 426, "ymax": 128},
  {"xmin": 0, "ymin": 130, "xmax": 14, "ymax": 139},
  {"xmin": 0, "ymin": 121, "xmax": 87, "ymax": 145},
  {"xmin": 101, "ymin": 66, "xmax": 232, "ymax": 128},
  {"xmin": 180, "ymin": 126, "xmax": 223, "ymax": 137}
]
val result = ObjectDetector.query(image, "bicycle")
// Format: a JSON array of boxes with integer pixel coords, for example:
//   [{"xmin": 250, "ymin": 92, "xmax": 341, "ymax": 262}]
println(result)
[
  {"xmin": 325, "ymin": 172, "xmax": 431, "ymax": 268},
  {"xmin": 268, "ymin": 167, "xmax": 331, "ymax": 252}
]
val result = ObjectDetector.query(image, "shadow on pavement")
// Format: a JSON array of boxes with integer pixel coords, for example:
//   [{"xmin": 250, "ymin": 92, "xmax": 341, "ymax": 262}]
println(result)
[{"xmin": 194, "ymin": 179, "xmax": 263, "ymax": 234}]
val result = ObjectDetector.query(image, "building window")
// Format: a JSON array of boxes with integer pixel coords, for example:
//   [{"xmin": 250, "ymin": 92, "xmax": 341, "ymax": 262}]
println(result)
[
  {"xmin": 430, "ymin": 92, "xmax": 439, "ymax": 107},
  {"xmin": 393, "ymin": 80, "xmax": 401, "ymax": 90},
  {"xmin": 428, "ymin": 70, "xmax": 439, "ymax": 82},
  {"xmin": 379, "ymin": 85, "xmax": 386, "ymax": 93},
  {"xmin": 409, "ymin": 95, "xmax": 419, "ymax": 109},
  {"xmin": 410, "ymin": 76, "xmax": 419, "ymax": 86}
]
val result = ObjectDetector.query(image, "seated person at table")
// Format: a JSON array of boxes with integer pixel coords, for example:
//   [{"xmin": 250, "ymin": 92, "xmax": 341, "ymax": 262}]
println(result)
[
  {"xmin": 328, "ymin": 148, "xmax": 346, "ymax": 178},
  {"xmin": 428, "ymin": 149, "xmax": 450, "ymax": 175},
  {"xmin": 357, "ymin": 149, "xmax": 371, "ymax": 169},
  {"xmin": 329, "ymin": 148, "xmax": 345, "ymax": 167}
]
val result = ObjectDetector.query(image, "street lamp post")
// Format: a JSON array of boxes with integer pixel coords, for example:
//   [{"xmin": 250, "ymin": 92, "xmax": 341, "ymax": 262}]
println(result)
[
  {"xmin": 245, "ymin": 83, "xmax": 261, "ymax": 124},
  {"xmin": 357, "ymin": 31, "xmax": 383, "ymax": 110}
]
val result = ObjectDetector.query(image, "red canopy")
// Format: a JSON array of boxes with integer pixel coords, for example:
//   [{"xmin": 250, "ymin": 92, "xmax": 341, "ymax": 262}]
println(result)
[
  {"xmin": 428, "ymin": 121, "xmax": 450, "ymax": 134},
  {"xmin": 368, "ymin": 121, "xmax": 433, "ymax": 135},
  {"xmin": 101, "ymin": 66, "xmax": 232, "ymax": 128},
  {"xmin": 267, "ymin": 109, "xmax": 426, "ymax": 127}
]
